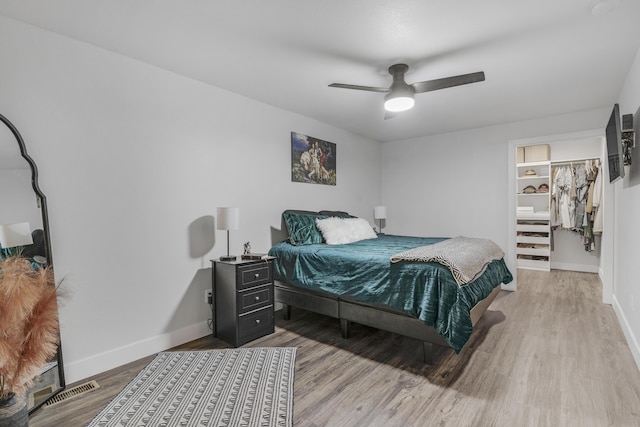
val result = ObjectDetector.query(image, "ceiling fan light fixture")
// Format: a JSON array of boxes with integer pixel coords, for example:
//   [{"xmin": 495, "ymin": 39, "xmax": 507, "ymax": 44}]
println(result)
[
  {"xmin": 330, "ymin": 63, "xmax": 484, "ymax": 116},
  {"xmin": 384, "ymin": 94, "xmax": 415, "ymax": 112}
]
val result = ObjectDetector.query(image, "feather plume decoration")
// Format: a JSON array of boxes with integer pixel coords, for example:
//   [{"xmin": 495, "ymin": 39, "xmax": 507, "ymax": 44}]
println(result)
[{"xmin": 0, "ymin": 257, "xmax": 61, "ymax": 399}]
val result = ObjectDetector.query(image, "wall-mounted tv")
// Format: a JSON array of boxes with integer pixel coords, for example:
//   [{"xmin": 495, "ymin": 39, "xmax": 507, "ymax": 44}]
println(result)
[{"xmin": 606, "ymin": 103, "xmax": 625, "ymax": 183}]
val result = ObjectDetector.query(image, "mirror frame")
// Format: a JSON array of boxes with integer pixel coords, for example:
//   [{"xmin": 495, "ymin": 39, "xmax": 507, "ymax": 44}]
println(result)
[{"xmin": 0, "ymin": 113, "xmax": 66, "ymax": 413}]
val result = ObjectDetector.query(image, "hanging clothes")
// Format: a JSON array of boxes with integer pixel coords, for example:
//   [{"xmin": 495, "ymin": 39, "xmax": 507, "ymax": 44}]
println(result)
[
  {"xmin": 550, "ymin": 167, "xmax": 561, "ymax": 228},
  {"xmin": 554, "ymin": 165, "xmax": 574, "ymax": 229},
  {"xmin": 582, "ymin": 160, "xmax": 598, "ymax": 252},
  {"xmin": 551, "ymin": 159, "xmax": 602, "ymax": 252},
  {"xmin": 573, "ymin": 164, "xmax": 588, "ymax": 232},
  {"xmin": 592, "ymin": 159, "xmax": 603, "ymax": 235}
]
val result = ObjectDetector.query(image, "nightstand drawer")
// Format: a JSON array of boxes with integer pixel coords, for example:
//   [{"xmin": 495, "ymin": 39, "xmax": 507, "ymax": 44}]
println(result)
[
  {"xmin": 238, "ymin": 307, "xmax": 274, "ymax": 342},
  {"xmin": 239, "ymin": 285, "xmax": 273, "ymax": 313},
  {"xmin": 238, "ymin": 263, "xmax": 271, "ymax": 289}
]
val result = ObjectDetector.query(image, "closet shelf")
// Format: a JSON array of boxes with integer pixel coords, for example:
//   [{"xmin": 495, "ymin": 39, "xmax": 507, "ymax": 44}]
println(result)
[
  {"xmin": 516, "ymin": 235, "xmax": 550, "ymax": 245},
  {"xmin": 517, "ymin": 247, "xmax": 550, "ymax": 257},
  {"xmin": 517, "ymin": 213, "xmax": 550, "ymax": 220},
  {"xmin": 517, "ymin": 175, "xmax": 550, "ymax": 180},
  {"xmin": 517, "ymin": 257, "xmax": 550, "ymax": 271},
  {"xmin": 517, "ymin": 160, "xmax": 550, "ymax": 167},
  {"xmin": 516, "ymin": 223, "xmax": 549, "ymax": 232}
]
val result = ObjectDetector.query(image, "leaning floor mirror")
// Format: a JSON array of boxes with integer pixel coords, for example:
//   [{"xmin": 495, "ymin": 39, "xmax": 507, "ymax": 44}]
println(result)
[{"xmin": 0, "ymin": 113, "xmax": 65, "ymax": 413}]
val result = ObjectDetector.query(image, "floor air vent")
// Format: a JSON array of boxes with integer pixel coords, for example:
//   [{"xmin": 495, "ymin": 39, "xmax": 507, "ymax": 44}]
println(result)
[{"xmin": 44, "ymin": 380, "xmax": 100, "ymax": 407}]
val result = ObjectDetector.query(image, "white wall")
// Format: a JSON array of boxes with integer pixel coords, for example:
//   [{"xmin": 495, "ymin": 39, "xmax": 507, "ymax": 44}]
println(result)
[
  {"xmin": 0, "ymin": 16, "xmax": 382, "ymax": 383},
  {"xmin": 614, "ymin": 46, "xmax": 640, "ymax": 371}
]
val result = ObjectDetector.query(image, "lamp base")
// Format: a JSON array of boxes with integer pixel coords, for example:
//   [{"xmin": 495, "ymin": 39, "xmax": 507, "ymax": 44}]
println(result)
[{"xmin": 219, "ymin": 255, "xmax": 237, "ymax": 262}]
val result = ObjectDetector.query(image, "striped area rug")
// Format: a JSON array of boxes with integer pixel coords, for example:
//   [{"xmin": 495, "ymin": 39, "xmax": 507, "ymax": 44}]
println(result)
[{"xmin": 87, "ymin": 347, "xmax": 297, "ymax": 427}]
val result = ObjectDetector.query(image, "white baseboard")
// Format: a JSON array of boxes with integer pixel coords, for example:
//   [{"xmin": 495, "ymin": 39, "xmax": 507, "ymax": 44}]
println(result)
[
  {"xmin": 63, "ymin": 321, "xmax": 212, "ymax": 384},
  {"xmin": 550, "ymin": 262, "xmax": 600, "ymax": 273},
  {"xmin": 612, "ymin": 295, "xmax": 640, "ymax": 374}
]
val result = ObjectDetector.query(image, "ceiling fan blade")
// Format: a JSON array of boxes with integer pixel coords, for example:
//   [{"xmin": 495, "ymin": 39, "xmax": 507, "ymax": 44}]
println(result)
[
  {"xmin": 329, "ymin": 83, "xmax": 389, "ymax": 93},
  {"xmin": 384, "ymin": 111, "xmax": 397, "ymax": 120},
  {"xmin": 411, "ymin": 71, "xmax": 485, "ymax": 94}
]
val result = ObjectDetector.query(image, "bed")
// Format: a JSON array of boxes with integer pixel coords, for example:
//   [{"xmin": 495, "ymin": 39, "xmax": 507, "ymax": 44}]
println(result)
[{"xmin": 268, "ymin": 210, "xmax": 513, "ymax": 363}]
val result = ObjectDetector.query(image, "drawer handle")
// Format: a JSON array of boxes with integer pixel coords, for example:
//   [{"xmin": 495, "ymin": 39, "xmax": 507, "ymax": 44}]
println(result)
[
  {"xmin": 255, "ymin": 296, "xmax": 260, "ymax": 301},
  {"xmin": 255, "ymin": 319, "xmax": 261, "ymax": 324},
  {"xmin": 254, "ymin": 273, "xmax": 260, "ymax": 278}
]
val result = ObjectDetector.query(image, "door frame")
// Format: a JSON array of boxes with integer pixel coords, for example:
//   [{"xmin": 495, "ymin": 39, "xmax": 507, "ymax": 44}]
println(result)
[{"xmin": 507, "ymin": 129, "xmax": 612, "ymax": 304}]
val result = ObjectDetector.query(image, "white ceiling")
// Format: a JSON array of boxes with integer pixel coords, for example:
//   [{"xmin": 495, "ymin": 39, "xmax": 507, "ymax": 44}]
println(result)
[{"xmin": 0, "ymin": 0, "xmax": 639, "ymax": 143}]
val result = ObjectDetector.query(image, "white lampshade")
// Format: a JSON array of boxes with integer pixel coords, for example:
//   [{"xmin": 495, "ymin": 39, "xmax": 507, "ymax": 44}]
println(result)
[
  {"xmin": 374, "ymin": 206, "xmax": 387, "ymax": 220},
  {"xmin": 217, "ymin": 207, "xmax": 239, "ymax": 230},
  {"xmin": 0, "ymin": 222, "xmax": 33, "ymax": 248}
]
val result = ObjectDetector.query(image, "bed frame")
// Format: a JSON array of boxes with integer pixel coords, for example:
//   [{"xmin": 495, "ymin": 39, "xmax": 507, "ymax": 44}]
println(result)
[{"xmin": 274, "ymin": 280, "xmax": 501, "ymax": 364}]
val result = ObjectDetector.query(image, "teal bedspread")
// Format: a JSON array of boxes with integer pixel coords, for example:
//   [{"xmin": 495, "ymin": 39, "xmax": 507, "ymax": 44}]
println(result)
[{"xmin": 268, "ymin": 234, "xmax": 513, "ymax": 352}]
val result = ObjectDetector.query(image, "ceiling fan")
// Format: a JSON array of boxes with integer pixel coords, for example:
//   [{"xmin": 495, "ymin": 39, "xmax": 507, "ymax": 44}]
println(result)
[{"xmin": 329, "ymin": 64, "xmax": 485, "ymax": 117}]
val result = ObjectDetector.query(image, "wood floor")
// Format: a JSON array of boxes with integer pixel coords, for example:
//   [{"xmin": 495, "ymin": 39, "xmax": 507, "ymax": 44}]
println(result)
[{"xmin": 30, "ymin": 269, "xmax": 640, "ymax": 426}]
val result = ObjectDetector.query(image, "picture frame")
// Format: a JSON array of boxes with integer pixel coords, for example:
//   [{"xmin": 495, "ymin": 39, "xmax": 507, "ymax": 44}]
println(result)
[{"xmin": 290, "ymin": 131, "xmax": 336, "ymax": 185}]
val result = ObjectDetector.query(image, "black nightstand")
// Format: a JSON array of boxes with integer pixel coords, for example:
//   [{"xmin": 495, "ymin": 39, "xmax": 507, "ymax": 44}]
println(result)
[{"xmin": 212, "ymin": 257, "xmax": 275, "ymax": 347}]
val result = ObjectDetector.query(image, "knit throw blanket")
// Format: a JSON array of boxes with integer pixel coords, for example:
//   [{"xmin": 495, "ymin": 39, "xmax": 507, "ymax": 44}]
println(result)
[{"xmin": 391, "ymin": 236, "xmax": 505, "ymax": 286}]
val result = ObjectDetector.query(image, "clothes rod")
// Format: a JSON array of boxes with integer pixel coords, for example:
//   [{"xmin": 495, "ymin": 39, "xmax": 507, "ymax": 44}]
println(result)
[{"xmin": 551, "ymin": 157, "xmax": 600, "ymax": 166}]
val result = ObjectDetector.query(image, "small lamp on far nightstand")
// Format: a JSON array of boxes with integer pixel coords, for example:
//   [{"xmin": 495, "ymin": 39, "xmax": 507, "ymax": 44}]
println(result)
[
  {"xmin": 374, "ymin": 206, "xmax": 387, "ymax": 234},
  {"xmin": 0, "ymin": 222, "xmax": 33, "ymax": 257},
  {"xmin": 217, "ymin": 207, "xmax": 239, "ymax": 261}
]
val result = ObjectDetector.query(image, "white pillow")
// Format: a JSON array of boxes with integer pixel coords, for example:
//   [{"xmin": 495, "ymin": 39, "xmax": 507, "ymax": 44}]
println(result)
[{"xmin": 315, "ymin": 217, "xmax": 378, "ymax": 245}]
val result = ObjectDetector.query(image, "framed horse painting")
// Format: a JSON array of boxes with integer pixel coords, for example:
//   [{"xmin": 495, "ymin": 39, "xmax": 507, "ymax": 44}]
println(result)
[{"xmin": 291, "ymin": 131, "xmax": 337, "ymax": 186}]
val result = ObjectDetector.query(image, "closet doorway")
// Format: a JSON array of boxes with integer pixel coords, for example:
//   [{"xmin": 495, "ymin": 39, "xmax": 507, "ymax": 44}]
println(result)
[{"xmin": 507, "ymin": 130, "xmax": 613, "ymax": 305}]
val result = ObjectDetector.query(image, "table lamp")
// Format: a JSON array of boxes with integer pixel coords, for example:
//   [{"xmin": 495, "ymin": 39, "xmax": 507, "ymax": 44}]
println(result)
[
  {"xmin": 374, "ymin": 206, "xmax": 387, "ymax": 233},
  {"xmin": 0, "ymin": 222, "xmax": 33, "ymax": 257},
  {"xmin": 217, "ymin": 207, "xmax": 239, "ymax": 261}
]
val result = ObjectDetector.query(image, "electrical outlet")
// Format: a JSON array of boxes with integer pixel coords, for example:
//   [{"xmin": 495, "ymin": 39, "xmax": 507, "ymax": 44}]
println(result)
[{"xmin": 205, "ymin": 290, "xmax": 213, "ymax": 305}]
